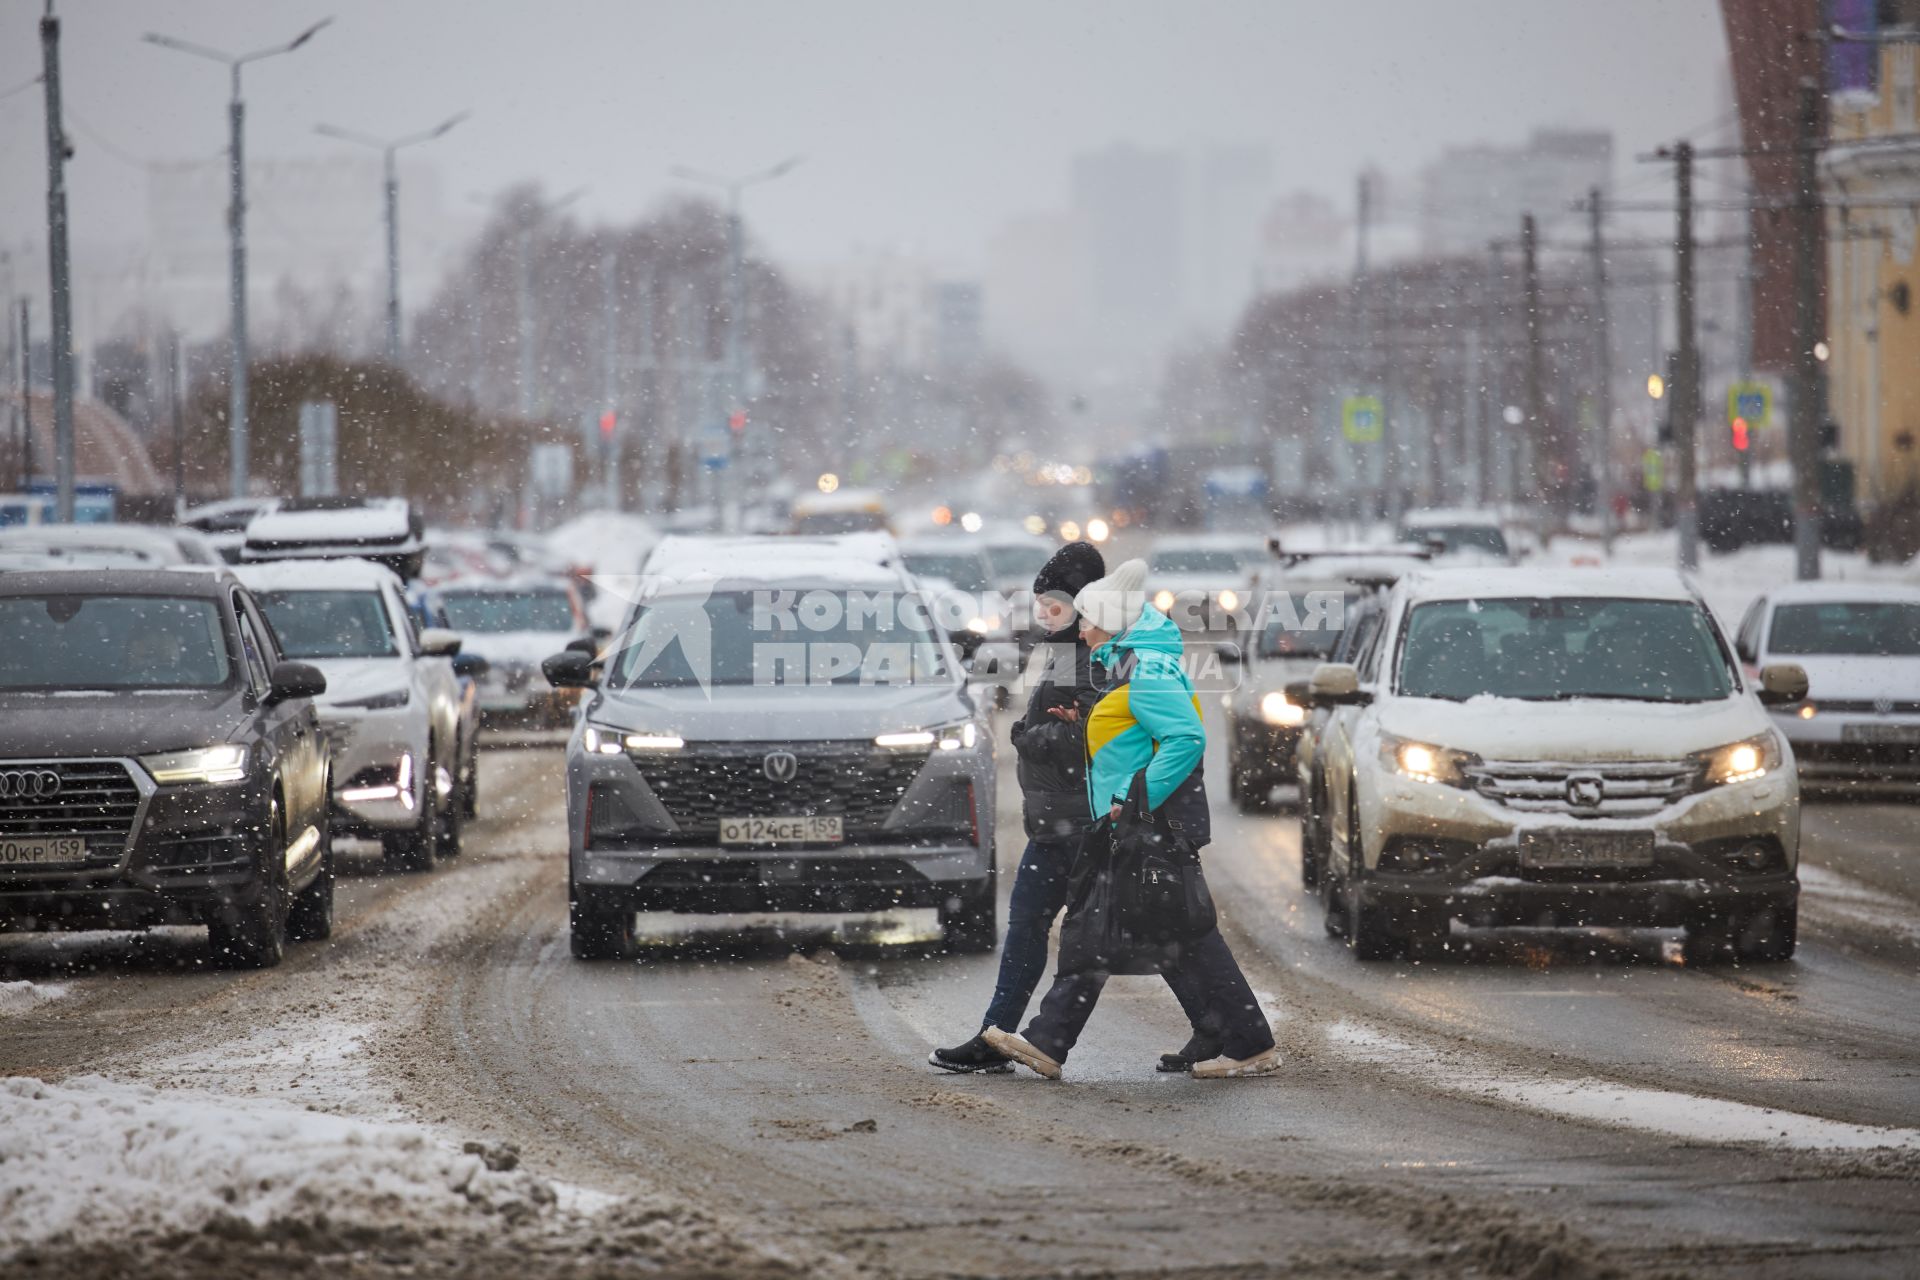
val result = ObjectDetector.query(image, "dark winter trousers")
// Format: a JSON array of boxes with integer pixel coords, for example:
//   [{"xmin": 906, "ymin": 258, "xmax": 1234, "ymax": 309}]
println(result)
[
  {"xmin": 981, "ymin": 837, "xmax": 1078, "ymax": 1033},
  {"xmin": 1019, "ymin": 926, "xmax": 1273, "ymax": 1065}
]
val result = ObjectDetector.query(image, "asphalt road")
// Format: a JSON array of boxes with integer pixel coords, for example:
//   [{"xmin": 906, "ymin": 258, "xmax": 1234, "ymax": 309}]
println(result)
[{"xmin": 3, "ymin": 721, "xmax": 1918, "ymax": 1278}]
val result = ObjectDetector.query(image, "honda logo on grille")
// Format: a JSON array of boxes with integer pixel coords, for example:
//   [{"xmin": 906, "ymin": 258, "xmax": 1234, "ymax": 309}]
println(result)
[
  {"xmin": 1565, "ymin": 774, "xmax": 1604, "ymax": 808},
  {"xmin": 0, "ymin": 768, "xmax": 61, "ymax": 800},
  {"xmin": 762, "ymin": 751, "xmax": 798, "ymax": 783}
]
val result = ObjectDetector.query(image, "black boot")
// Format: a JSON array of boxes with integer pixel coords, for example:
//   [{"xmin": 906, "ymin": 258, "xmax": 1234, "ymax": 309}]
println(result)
[
  {"xmin": 929, "ymin": 1032, "xmax": 1014, "ymax": 1074},
  {"xmin": 1156, "ymin": 1032, "xmax": 1221, "ymax": 1073}
]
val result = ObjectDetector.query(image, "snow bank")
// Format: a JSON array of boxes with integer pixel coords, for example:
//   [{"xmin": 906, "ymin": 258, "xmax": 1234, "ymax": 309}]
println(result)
[
  {"xmin": 0, "ymin": 981, "xmax": 65, "ymax": 1016},
  {"xmin": 0, "ymin": 1074, "xmax": 579, "ymax": 1254}
]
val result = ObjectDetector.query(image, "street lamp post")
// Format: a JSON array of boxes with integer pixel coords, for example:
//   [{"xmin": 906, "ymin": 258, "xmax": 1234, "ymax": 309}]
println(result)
[
  {"xmin": 143, "ymin": 18, "xmax": 331, "ymax": 499},
  {"xmin": 669, "ymin": 157, "xmax": 800, "ymax": 531},
  {"xmin": 315, "ymin": 112, "xmax": 468, "ymax": 368}
]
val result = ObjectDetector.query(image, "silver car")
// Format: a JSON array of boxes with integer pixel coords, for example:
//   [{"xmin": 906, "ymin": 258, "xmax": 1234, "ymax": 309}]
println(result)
[{"xmin": 545, "ymin": 538, "xmax": 996, "ymax": 959}]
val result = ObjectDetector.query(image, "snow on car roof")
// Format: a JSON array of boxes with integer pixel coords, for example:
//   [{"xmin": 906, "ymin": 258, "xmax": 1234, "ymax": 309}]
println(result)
[
  {"xmin": 244, "ymin": 500, "xmax": 421, "ymax": 554},
  {"xmin": 432, "ymin": 573, "xmax": 572, "ymax": 596},
  {"xmin": 1150, "ymin": 531, "xmax": 1269, "ymax": 550},
  {"xmin": 0, "ymin": 524, "xmax": 190, "ymax": 561},
  {"xmin": 233, "ymin": 557, "xmax": 404, "ymax": 593},
  {"xmin": 642, "ymin": 533, "xmax": 905, "ymax": 587},
  {"xmin": 1401, "ymin": 566, "xmax": 1697, "ymax": 603},
  {"xmin": 1755, "ymin": 580, "xmax": 1920, "ymax": 606},
  {"xmin": 1398, "ymin": 508, "xmax": 1506, "ymax": 528},
  {"xmin": 896, "ymin": 534, "xmax": 992, "ymax": 557}
]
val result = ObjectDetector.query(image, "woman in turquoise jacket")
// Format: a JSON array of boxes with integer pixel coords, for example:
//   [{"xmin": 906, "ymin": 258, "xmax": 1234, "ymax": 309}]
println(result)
[{"xmin": 985, "ymin": 559, "xmax": 1279, "ymax": 1081}]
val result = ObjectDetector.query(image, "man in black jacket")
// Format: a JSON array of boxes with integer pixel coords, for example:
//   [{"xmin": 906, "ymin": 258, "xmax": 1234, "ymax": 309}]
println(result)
[{"xmin": 930, "ymin": 541, "xmax": 1109, "ymax": 1073}]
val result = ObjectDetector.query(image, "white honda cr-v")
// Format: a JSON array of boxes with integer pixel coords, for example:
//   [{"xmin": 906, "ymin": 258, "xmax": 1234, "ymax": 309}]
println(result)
[{"xmin": 1311, "ymin": 568, "xmax": 1807, "ymax": 963}]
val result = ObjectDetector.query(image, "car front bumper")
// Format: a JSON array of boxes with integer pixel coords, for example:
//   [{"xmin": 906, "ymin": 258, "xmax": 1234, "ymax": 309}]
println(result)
[
  {"xmin": 1230, "ymin": 718, "xmax": 1304, "ymax": 777},
  {"xmin": 322, "ymin": 706, "xmax": 429, "ymax": 836},
  {"xmin": 1357, "ymin": 766, "xmax": 1799, "ymax": 927},
  {"xmin": 0, "ymin": 765, "xmax": 277, "ymax": 930},
  {"xmin": 1776, "ymin": 711, "xmax": 1920, "ymax": 792}
]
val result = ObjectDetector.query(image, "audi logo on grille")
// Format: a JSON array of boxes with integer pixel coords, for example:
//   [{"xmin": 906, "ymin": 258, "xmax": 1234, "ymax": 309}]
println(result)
[
  {"xmin": 0, "ymin": 769, "xmax": 61, "ymax": 800},
  {"xmin": 762, "ymin": 751, "xmax": 798, "ymax": 783},
  {"xmin": 1565, "ymin": 774, "xmax": 1605, "ymax": 808}
]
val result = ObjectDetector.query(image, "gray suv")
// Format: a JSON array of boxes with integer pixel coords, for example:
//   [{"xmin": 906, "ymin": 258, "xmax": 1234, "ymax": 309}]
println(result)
[{"xmin": 543, "ymin": 536, "xmax": 996, "ymax": 959}]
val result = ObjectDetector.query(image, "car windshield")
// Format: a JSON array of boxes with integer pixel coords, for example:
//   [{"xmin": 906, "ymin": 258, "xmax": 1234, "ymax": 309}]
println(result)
[
  {"xmin": 792, "ymin": 510, "xmax": 888, "ymax": 534},
  {"xmin": 1397, "ymin": 596, "xmax": 1733, "ymax": 702},
  {"xmin": 1401, "ymin": 524, "xmax": 1509, "ymax": 556},
  {"xmin": 1258, "ymin": 593, "xmax": 1352, "ymax": 658},
  {"xmin": 902, "ymin": 552, "xmax": 991, "ymax": 593},
  {"xmin": 611, "ymin": 589, "xmax": 952, "ymax": 688},
  {"xmin": 985, "ymin": 543, "xmax": 1050, "ymax": 580},
  {"xmin": 256, "ymin": 590, "xmax": 398, "ymax": 660},
  {"xmin": 1151, "ymin": 548, "xmax": 1245, "ymax": 574},
  {"xmin": 0, "ymin": 594, "xmax": 232, "ymax": 690},
  {"xmin": 439, "ymin": 590, "xmax": 576, "ymax": 633},
  {"xmin": 1768, "ymin": 601, "xmax": 1920, "ymax": 656}
]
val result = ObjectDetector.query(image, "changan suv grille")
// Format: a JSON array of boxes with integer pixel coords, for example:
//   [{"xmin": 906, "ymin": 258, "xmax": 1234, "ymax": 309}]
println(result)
[
  {"xmin": 0, "ymin": 760, "xmax": 143, "ymax": 863},
  {"xmin": 636, "ymin": 742, "xmax": 929, "ymax": 838},
  {"xmin": 1462, "ymin": 759, "xmax": 1700, "ymax": 818}
]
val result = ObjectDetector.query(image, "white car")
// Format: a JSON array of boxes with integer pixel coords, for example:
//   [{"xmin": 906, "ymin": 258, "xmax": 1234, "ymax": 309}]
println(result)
[
  {"xmin": 1146, "ymin": 533, "xmax": 1266, "ymax": 635},
  {"xmin": 0, "ymin": 523, "xmax": 226, "ymax": 569},
  {"xmin": 1394, "ymin": 509, "xmax": 1516, "ymax": 565},
  {"xmin": 1735, "ymin": 582, "xmax": 1920, "ymax": 797},
  {"xmin": 430, "ymin": 576, "xmax": 593, "ymax": 726},
  {"xmin": 238, "ymin": 559, "xmax": 476, "ymax": 871},
  {"xmin": 1310, "ymin": 568, "xmax": 1807, "ymax": 963}
]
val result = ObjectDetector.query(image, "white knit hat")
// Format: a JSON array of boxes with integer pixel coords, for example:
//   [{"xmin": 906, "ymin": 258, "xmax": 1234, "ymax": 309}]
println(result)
[{"xmin": 1073, "ymin": 558, "xmax": 1149, "ymax": 636}]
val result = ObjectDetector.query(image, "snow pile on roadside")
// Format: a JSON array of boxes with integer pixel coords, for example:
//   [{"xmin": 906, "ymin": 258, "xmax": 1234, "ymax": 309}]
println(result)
[
  {"xmin": 0, "ymin": 1074, "xmax": 581, "ymax": 1255},
  {"xmin": 0, "ymin": 980, "xmax": 65, "ymax": 1016}
]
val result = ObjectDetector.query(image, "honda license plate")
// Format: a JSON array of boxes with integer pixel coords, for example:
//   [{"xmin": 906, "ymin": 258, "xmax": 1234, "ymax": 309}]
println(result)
[
  {"xmin": 1519, "ymin": 829, "xmax": 1654, "ymax": 869},
  {"xmin": 718, "ymin": 816, "xmax": 843, "ymax": 845},
  {"xmin": 1842, "ymin": 722, "xmax": 1920, "ymax": 744},
  {"xmin": 0, "ymin": 837, "xmax": 88, "ymax": 867}
]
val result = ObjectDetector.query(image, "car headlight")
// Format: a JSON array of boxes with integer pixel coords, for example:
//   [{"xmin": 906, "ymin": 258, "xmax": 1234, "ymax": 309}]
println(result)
[
  {"xmin": 1217, "ymin": 588, "xmax": 1240, "ymax": 612},
  {"xmin": 142, "ymin": 744, "xmax": 249, "ymax": 785},
  {"xmin": 1697, "ymin": 734, "xmax": 1781, "ymax": 786},
  {"xmin": 876, "ymin": 720, "xmax": 980, "ymax": 751},
  {"xmin": 1259, "ymin": 690, "xmax": 1305, "ymax": 727},
  {"xmin": 583, "ymin": 721, "xmax": 683, "ymax": 754},
  {"xmin": 1153, "ymin": 589, "xmax": 1176, "ymax": 613},
  {"xmin": 338, "ymin": 686, "xmax": 411, "ymax": 710},
  {"xmin": 1379, "ymin": 733, "xmax": 1477, "ymax": 787},
  {"xmin": 966, "ymin": 614, "xmax": 1001, "ymax": 635}
]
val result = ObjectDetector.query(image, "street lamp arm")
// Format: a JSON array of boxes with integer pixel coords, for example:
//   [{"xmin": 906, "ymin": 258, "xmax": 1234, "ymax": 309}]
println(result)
[
  {"xmin": 393, "ymin": 110, "xmax": 470, "ymax": 150},
  {"xmin": 314, "ymin": 122, "xmax": 385, "ymax": 149},
  {"xmin": 141, "ymin": 31, "xmax": 237, "ymax": 65},
  {"xmin": 237, "ymin": 17, "xmax": 334, "ymax": 65},
  {"xmin": 745, "ymin": 154, "xmax": 803, "ymax": 186},
  {"xmin": 669, "ymin": 163, "xmax": 732, "ymax": 189}
]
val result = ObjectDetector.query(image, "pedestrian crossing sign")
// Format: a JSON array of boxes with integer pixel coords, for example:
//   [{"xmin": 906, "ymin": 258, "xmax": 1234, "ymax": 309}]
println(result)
[{"xmin": 1342, "ymin": 395, "xmax": 1383, "ymax": 444}]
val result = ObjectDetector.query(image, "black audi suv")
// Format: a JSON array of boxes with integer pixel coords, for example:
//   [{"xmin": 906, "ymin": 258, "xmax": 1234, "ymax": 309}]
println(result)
[{"xmin": 0, "ymin": 570, "xmax": 332, "ymax": 967}]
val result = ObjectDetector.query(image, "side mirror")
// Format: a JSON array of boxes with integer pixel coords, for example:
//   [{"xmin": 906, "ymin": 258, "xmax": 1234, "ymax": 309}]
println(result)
[
  {"xmin": 1284, "ymin": 679, "xmax": 1313, "ymax": 708},
  {"xmin": 543, "ymin": 650, "xmax": 595, "ymax": 689},
  {"xmin": 419, "ymin": 628, "xmax": 462, "ymax": 657},
  {"xmin": 450, "ymin": 651, "xmax": 490, "ymax": 680},
  {"xmin": 565, "ymin": 636, "xmax": 599, "ymax": 656},
  {"xmin": 1308, "ymin": 662, "xmax": 1369, "ymax": 707},
  {"xmin": 266, "ymin": 660, "xmax": 327, "ymax": 704},
  {"xmin": 1215, "ymin": 641, "xmax": 1243, "ymax": 666},
  {"xmin": 1756, "ymin": 662, "xmax": 1809, "ymax": 707}
]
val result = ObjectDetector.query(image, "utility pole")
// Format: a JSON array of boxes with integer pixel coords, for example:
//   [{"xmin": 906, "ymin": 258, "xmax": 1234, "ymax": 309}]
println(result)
[
  {"xmin": 1355, "ymin": 170, "xmax": 1372, "ymax": 279},
  {"xmin": 169, "ymin": 332, "xmax": 185, "ymax": 518},
  {"xmin": 41, "ymin": 4, "xmax": 75, "ymax": 523},
  {"xmin": 143, "ymin": 19, "xmax": 330, "ymax": 499},
  {"xmin": 1521, "ymin": 214, "xmax": 1551, "ymax": 522},
  {"xmin": 314, "ymin": 113, "xmax": 467, "ymax": 368},
  {"xmin": 515, "ymin": 226, "xmax": 535, "ymax": 418},
  {"xmin": 600, "ymin": 243, "xmax": 619, "ymax": 511},
  {"xmin": 1788, "ymin": 84, "xmax": 1826, "ymax": 580},
  {"xmin": 17, "ymin": 299, "xmax": 30, "ymax": 488},
  {"xmin": 1588, "ymin": 188, "xmax": 1617, "ymax": 548},
  {"xmin": 1671, "ymin": 141, "xmax": 1701, "ymax": 571}
]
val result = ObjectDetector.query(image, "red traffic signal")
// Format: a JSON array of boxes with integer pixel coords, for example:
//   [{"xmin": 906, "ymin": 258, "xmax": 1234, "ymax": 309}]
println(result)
[
  {"xmin": 728, "ymin": 410, "xmax": 748, "ymax": 433},
  {"xmin": 1731, "ymin": 417, "xmax": 1750, "ymax": 452},
  {"xmin": 599, "ymin": 410, "xmax": 617, "ymax": 440}
]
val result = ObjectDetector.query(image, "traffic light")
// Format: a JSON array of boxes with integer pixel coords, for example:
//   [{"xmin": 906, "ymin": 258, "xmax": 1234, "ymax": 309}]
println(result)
[
  {"xmin": 728, "ymin": 410, "xmax": 748, "ymax": 433},
  {"xmin": 598, "ymin": 410, "xmax": 617, "ymax": 440},
  {"xmin": 1731, "ymin": 417, "xmax": 1749, "ymax": 452}
]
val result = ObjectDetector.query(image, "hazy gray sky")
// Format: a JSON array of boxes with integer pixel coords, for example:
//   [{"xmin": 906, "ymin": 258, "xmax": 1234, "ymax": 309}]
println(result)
[{"xmin": 2, "ymin": 0, "xmax": 1730, "ymax": 274}]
